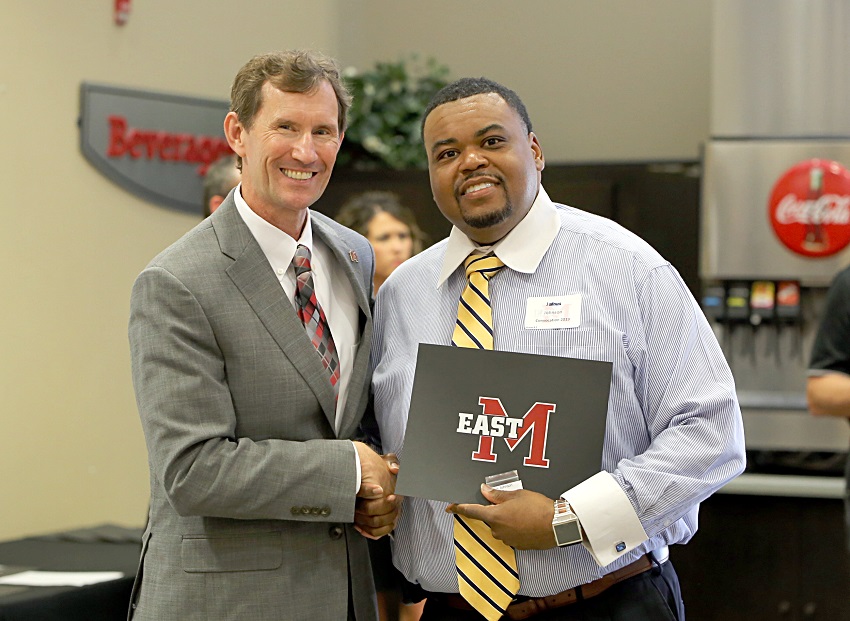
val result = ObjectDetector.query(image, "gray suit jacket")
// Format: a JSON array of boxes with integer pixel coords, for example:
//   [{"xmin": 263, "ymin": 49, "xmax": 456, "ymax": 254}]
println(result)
[{"xmin": 128, "ymin": 194, "xmax": 377, "ymax": 620}]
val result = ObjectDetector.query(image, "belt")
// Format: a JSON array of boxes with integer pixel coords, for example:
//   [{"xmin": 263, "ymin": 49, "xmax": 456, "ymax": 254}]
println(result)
[{"xmin": 430, "ymin": 553, "xmax": 654, "ymax": 620}]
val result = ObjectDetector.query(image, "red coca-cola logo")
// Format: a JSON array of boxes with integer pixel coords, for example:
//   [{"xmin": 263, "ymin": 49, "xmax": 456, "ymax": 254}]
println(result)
[{"xmin": 768, "ymin": 159, "xmax": 850, "ymax": 258}]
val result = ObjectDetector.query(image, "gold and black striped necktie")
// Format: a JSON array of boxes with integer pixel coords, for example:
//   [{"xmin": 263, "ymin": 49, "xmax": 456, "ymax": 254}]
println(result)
[{"xmin": 451, "ymin": 252, "xmax": 520, "ymax": 621}]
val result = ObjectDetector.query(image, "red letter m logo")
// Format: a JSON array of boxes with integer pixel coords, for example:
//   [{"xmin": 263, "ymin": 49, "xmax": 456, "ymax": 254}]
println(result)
[{"xmin": 471, "ymin": 397, "xmax": 554, "ymax": 467}]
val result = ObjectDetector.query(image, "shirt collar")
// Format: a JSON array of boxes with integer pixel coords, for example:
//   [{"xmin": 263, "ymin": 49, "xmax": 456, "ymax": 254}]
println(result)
[
  {"xmin": 437, "ymin": 185, "xmax": 559, "ymax": 286},
  {"xmin": 234, "ymin": 183, "xmax": 313, "ymax": 267}
]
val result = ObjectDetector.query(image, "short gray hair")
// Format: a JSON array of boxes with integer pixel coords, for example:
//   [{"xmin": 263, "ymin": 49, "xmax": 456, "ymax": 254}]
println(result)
[{"xmin": 203, "ymin": 154, "xmax": 239, "ymax": 216}]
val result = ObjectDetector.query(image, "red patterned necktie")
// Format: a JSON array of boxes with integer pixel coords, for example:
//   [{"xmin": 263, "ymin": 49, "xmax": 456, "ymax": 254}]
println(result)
[{"xmin": 292, "ymin": 244, "xmax": 340, "ymax": 399}]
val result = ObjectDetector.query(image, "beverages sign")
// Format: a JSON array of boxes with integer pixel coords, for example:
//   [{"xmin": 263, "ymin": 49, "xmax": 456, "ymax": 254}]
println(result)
[
  {"xmin": 79, "ymin": 82, "xmax": 232, "ymax": 215},
  {"xmin": 768, "ymin": 158, "xmax": 850, "ymax": 258}
]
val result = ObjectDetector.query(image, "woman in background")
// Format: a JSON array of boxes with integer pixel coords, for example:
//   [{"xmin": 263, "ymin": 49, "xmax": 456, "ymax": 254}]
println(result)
[
  {"xmin": 336, "ymin": 191, "xmax": 426, "ymax": 293},
  {"xmin": 335, "ymin": 191, "xmax": 427, "ymax": 621}
]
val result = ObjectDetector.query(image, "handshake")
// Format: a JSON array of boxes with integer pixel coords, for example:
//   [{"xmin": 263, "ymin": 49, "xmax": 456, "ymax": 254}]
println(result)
[{"xmin": 353, "ymin": 442, "xmax": 401, "ymax": 539}]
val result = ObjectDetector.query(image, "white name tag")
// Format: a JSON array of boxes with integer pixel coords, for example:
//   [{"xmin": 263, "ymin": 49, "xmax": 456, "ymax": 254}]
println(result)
[{"xmin": 524, "ymin": 294, "xmax": 581, "ymax": 329}]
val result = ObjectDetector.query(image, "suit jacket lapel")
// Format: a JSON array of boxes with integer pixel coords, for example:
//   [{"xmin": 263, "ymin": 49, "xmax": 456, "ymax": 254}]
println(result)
[
  {"xmin": 312, "ymin": 216, "xmax": 373, "ymax": 438},
  {"xmin": 311, "ymin": 216, "xmax": 372, "ymax": 317},
  {"xmin": 214, "ymin": 199, "xmax": 338, "ymax": 430}
]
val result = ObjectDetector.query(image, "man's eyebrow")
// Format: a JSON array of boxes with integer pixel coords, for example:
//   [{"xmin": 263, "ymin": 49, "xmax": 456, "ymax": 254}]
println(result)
[
  {"xmin": 429, "ymin": 124, "xmax": 507, "ymax": 155},
  {"xmin": 474, "ymin": 124, "xmax": 505, "ymax": 138},
  {"xmin": 430, "ymin": 137, "xmax": 457, "ymax": 156},
  {"xmin": 270, "ymin": 117, "xmax": 338, "ymax": 132}
]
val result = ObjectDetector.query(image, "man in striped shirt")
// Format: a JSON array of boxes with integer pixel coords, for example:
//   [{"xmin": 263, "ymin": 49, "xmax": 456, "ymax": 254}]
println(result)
[{"xmin": 371, "ymin": 77, "xmax": 745, "ymax": 620}]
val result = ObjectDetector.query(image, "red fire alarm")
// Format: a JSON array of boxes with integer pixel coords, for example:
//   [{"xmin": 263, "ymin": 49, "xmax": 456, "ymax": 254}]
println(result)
[{"xmin": 115, "ymin": 0, "xmax": 131, "ymax": 25}]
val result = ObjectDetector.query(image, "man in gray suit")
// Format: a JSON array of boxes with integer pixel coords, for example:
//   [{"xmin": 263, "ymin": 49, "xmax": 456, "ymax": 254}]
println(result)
[{"xmin": 128, "ymin": 50, "xmax": 398, "ymax": 621}]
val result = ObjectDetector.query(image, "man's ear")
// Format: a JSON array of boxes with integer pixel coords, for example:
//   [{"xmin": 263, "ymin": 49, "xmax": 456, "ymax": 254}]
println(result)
[
  {"xmin": 224, "ymin": 112, "xmax": 246, "ymax": 157},
  {"xmin": 529, "ymin": 132, "xmax": 545, "ymax": 173}
]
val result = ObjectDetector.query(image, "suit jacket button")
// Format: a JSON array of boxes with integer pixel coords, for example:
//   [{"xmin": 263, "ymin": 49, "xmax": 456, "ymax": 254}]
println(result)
[
  {"xmin": 329, "ymin": 525, "xmax": 344, "ymax": 540},
  {"xmin": 311, "ymin": 507, "xmax": 321, "ymax": 515},
  {"xmin": 291, "ymin": 507, "xmax": 300, "ymax": 515},
  {"xmin": 301, "ymin": 506, "xmax": 311, "ymax": 515},
  {"xmin": 320, "ymin": 507, "xmax": 331, "ymax": 517}
]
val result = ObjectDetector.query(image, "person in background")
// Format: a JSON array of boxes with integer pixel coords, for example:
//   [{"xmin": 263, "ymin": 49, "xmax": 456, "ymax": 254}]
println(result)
[
  {"xmin": 336, "ymin": 191, "xmax": 428, "ymax": 621},
  {"xmin": 335, "ymin": 191, "xmax": 427, "ymax": 293},
  {"xmin": 128, "ymin": 50, "xmax": 400, "ymax": 621},
  {"xmin": 807, "ymin": 264, "xmax": 850, "ymax": 551},
  {"xmin": 371, "ymin": 76, "xmax": 746, "ymax": 620},
  {"xmin": 202, "ymin": 153, "xmax": 240, "ymax": 217}
]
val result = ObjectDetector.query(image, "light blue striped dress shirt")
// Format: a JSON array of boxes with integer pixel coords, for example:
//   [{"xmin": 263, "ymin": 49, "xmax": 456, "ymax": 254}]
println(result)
[{"xmin": 372, "ymin": 186, "xmax": 745, "ymax": 597}]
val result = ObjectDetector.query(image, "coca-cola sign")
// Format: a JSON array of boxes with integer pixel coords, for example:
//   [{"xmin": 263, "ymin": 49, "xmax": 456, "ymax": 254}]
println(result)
[
  {"xmin": 79, "ymin": 82, "xmax": 232, "ymax": 215},
  {"xmin": 767, "ymin": 158, "xmax": 850, "ymax": 258}
]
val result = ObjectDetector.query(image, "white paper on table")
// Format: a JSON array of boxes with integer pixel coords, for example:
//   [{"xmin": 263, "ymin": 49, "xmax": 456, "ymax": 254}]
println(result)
[{"xmin": 0, "ymin": 570, "xmax": 124, "ymax": 587}]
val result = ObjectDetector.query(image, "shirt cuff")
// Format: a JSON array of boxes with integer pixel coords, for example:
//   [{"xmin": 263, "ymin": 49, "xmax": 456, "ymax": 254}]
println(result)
[
  {"xmin": 352, "ymin": 441, "xmax": 362, "ymax": 495},
  {"xmin": 563, "ymin": 471, "xmax": 648, "ymax": 567}
]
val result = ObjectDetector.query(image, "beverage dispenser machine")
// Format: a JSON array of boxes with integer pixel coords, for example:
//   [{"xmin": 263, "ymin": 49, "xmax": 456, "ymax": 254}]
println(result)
[
  {"xmin": 701, "ymin": 145, "xmax": 850, "ymax": 468},
  {"xmin": 703, "ymin": 1, "xmax": 850, "ymax": 473}
]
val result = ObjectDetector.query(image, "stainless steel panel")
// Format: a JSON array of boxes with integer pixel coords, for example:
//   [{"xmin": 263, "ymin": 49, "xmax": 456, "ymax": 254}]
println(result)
[
  {"xmin": 712, "ymin": 0, "xmax": 850, "ymax": 137},
  {"xmin": 701, "ymin": 140, "xmax": 850, "ymax": 283},
  {"xmin": 716, "ymin": 315, "xmax": 818, "ymax": 395},
  {"xmin": 720, "ymin": 473, "xmax": 846, "ymax": 498},
  {"xmin": 709, "ymin": 278, "xmax": 841, "ymax": 454},
  {"xmin": 742, "ymin": 409, "xmax": 850, "ymax": 452}
]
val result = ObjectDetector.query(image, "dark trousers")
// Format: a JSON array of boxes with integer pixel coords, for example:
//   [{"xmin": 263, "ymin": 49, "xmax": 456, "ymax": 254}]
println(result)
[{"xmin": 421, "ymin": 559, "xmax": 684, "ymax": 621}]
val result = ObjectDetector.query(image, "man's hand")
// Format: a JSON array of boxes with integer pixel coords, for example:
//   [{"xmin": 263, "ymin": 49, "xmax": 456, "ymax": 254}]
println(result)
[
  {"xmin": 354, "ymin": 491, "xmax": 402, "ymax": 540},
  {"xmin": 446, "ymin": 485, "xmax": 557, "ymax": 550},
  {"xmin": 353, "ymin": 445, "xmax": 401, "ymax": 539},
  {"xmin": 354, "ymin": 443, "xmax": 399, "ymax": 499}
]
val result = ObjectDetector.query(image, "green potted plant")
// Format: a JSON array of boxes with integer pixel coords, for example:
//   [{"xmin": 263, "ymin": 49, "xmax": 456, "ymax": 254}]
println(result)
[{"xmin": 340, "ymin": 55, "xmax": 450, "ymax": 170}]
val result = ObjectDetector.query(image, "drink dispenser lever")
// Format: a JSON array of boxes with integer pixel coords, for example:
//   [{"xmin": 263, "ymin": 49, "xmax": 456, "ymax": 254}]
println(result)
[
  {"xmin": 750, "ymin": 281, "xmax": 776, "ymax": 359},
  {"xmin": 726, "ymin": 281, "xmax": 754, "ymax": 363},
  {"xmin": 701, "ymin": 282, "xmax": 727, "ymax": 352},
  {"xmin": 775, "ymin": 280, "xmax": 803, "ymax": 360}
]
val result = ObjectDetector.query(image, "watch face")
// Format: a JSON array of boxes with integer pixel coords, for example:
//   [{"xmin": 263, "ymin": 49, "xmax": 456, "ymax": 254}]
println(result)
[{"xmin": 554, "ymin": 519, "xmax": 582, "ymax": 546}]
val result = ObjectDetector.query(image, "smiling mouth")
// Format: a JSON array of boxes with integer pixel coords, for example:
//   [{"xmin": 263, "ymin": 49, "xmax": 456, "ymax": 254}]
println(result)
[
  {"xmin": 282, "ymin": 169, "xmax": 315, "ymax": 180},
  {"xmin": 462, "ymin": 182, "xmax": 495, "ymax": 196}
]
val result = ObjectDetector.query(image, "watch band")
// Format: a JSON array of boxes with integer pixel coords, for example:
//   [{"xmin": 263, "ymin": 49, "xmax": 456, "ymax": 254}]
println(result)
[{"xmin": 552, "ymin": 498, "xmax": 584, "ymax": 547}]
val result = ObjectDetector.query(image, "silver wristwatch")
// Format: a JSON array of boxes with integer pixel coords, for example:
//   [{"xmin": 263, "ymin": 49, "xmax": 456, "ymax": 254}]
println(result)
[{"xmin": 552, "ymin": 499, "xmax": 584, "ymax": 547}]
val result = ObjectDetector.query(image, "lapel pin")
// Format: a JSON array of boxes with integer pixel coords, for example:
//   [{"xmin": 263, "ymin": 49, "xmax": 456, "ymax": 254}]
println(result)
[{"xmin": 349, "ymin": 250, "xmax": 359, "ymax": 263}]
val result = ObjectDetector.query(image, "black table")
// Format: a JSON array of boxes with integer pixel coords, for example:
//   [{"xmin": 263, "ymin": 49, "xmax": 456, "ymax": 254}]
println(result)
[{"xmin": 0, "ymin": 525, "xmax": 142, "ymax": 621}]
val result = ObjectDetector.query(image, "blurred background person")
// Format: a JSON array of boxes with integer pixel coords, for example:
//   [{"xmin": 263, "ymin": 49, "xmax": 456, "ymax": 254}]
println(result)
[
  {"xmin": 202, "ymin": 153, "xmax": 240, "ymax": 217},
  {"xmin": 807, "ymin": 264, "xmax": 850, "ymax": 552},
  {"xmin": 336, "ymin": 191, "xmax": 426, "ymax": 293},
  {"xmin": 336, "ymin": 190, "xmax": 426, "ymax": 621}
]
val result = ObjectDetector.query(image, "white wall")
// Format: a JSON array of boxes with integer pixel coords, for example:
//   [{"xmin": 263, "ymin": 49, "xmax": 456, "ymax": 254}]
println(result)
[
  {"xmin": 0, "ymin": 0, "xmax": 712, "ymax": 541},
  {"xmin": 0, "ymin": 0, "xmax": 343, "ymax": 541},
  {"xmin": 339, "ymin": 0, "xmax": 712, "ymax": 162}
]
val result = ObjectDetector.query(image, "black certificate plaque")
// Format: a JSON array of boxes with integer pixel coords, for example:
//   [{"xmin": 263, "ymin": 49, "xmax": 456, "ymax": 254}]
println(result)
[{"xmin": 395, "ymin": 344, "xmax": 612, "ymax": 505}]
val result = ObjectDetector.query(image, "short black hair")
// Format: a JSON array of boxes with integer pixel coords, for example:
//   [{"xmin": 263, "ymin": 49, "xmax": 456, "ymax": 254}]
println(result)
[{"xmin": 421, "ymin": 77, "xmax": 533, "ymax": 140}]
